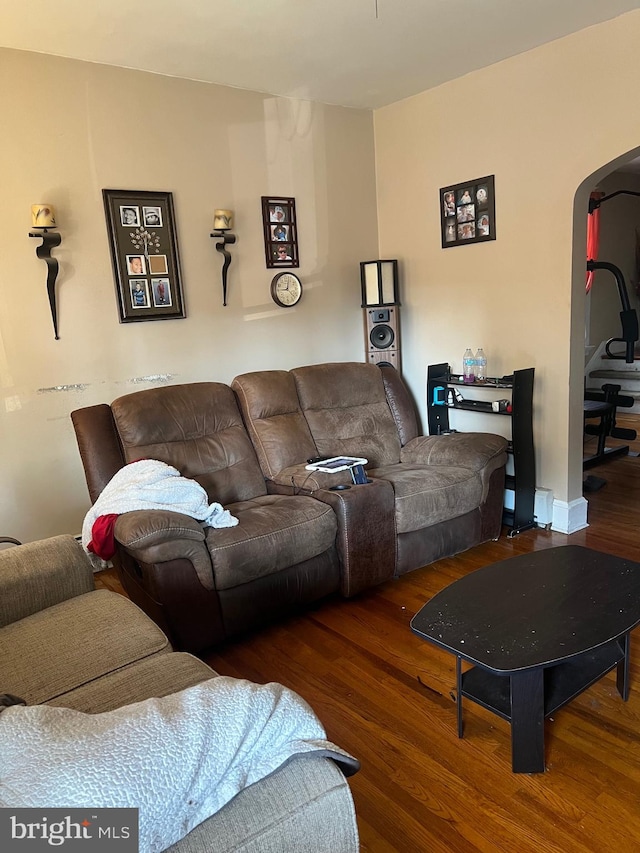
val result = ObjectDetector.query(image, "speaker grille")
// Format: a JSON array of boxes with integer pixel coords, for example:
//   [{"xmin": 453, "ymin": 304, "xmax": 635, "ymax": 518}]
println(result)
[
  {"xmin": 370, "ymin": 324, "xmax": 394, "ymax": 350},
  {"xmin": 364, "ymin": 306, "xmax": 401, "ymax": 372}
]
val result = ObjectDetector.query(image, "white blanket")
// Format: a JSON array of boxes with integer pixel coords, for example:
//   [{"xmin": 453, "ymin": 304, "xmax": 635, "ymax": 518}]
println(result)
[
  {"xmin": 0, "ymin": 677, "xmax": 358, "ymax": 853},
  {"xmin": 82, "ymin": 459, "xmax": 238, "ymax": 568}
]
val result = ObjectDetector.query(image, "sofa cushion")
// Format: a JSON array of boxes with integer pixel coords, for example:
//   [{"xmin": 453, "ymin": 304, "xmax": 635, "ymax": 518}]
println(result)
[
  {"xmin": 369, "ymin": 464, "xmax": 484, "ymax": 534},
  {"xmin": 206, "ymin": 496, "xmax": 337, "ymax": 590},
  {"xmin": 47, "ymin": 652, "xmax": 217, "ymax": 713},
  {"xmin": 401, "ymin": 432, "xmax": 508, "ymax": 470},
  {"xmin": 0, "ymin": 590, "xmax": 169, "ymax": 704},
  {"xmin": 292, "ymin": 363, "xmax": 402, "ymax": 467},
  {"xmin": 111, "ymin": 382, "xmax": 267, "ymax": 504},
  {"xmin": 232, "ymin": 371, "xmax": 318, "ymax": 478}
]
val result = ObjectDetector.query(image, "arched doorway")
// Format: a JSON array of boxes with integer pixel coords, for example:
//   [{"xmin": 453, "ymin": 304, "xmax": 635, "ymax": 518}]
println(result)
[{"xmin": 571, "ymin": 146, "xmax": 640, "ymax": 520}]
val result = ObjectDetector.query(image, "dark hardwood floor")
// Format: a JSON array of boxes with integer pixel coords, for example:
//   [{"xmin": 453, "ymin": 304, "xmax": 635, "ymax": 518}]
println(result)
[{"xmin": 96, "ymin": 416, "xmax": 640, "ymax": 852}]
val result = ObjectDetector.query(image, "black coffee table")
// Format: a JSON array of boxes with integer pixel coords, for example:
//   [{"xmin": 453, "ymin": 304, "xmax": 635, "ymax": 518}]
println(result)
[{"xmin": 410, "ymin": 546, "xmax": 640, "ymax": 772}]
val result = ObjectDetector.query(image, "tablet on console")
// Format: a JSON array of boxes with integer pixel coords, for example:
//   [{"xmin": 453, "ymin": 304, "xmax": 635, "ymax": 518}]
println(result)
[{"xmin": 305, "ymin": 456, "xmax": 368, "ymax": 473}]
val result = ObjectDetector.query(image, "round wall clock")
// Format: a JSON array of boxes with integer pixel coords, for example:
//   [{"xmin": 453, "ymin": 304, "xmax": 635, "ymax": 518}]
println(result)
[{"xmin": 270, "ymin": 272, "xmax": 303, "ymax": 307}]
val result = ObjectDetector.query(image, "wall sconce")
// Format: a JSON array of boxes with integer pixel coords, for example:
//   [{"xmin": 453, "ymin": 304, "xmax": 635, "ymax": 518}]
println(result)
[
  {"xmin": 210, "ymin": 209, "xmax": 236, "ymax": 306},
  {"xmin": 360, "ymin": 259, "xmax": 399, "ymax": 307},
  {"xmin": 29, "ymin": 204, "xmax": 62, "ymax": 339}
]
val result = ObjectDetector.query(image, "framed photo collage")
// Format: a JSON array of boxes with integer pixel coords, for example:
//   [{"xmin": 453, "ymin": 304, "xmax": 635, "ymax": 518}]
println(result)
[
  {"xmin": 103, "ymin": 189, "xmax": 185, "ymax": 323},
  {"xmin": 440, "ymin": 175, "xmax": 496, "ymax": 249}
]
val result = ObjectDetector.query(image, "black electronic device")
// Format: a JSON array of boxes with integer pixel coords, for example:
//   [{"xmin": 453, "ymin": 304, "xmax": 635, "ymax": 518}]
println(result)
[
  {"xmin": 462, "ymin": 399, "xmax": 490, "ymax": 409},
  {"xmin": 351, "ymin": 464, "xmax": 368, "ymax": 485}
]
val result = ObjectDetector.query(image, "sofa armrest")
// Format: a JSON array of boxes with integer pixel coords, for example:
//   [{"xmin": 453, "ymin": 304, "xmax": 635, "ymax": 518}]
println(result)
[
  {"xmin": 401, "ymin": 433, "xmax": 508, "ymax": 472},
  {"xmin": 268, "ymin": 477, "xmax": 396, "ymax": 596},
  {"xmin": 167, "ymin": 756, "xmax": 359, "ymax": 853},
  {"xmin": 314, "ymin": 480, "xmax": 396, "ymax": 596},
  {"xmin": 114, "ymin": 511, "xmax": 215, "ymax": 591},
  {"xmin": 0, "ymin": 535, "xmax": 94, "ymax": 628},
  {"xmin": 380, "ymin": 363, "xmax": 420, "ymax": 445},
  {"xmin": 71, "ymin": 403, "xmax": 126, "ymax": 504}
]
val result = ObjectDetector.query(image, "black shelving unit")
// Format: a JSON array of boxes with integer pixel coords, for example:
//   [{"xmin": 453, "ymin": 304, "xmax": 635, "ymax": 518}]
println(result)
[{"xmin": 426, "ymin": 362, "xmax": 535, "ymax": 537}]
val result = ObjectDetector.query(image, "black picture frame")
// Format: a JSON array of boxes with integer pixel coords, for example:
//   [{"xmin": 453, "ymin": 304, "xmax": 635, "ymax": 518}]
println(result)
[
  {"xmin": 440, "ymin": 175, "xmax": 496, "ymax": 248},
  {"xmin": 102, "ymin": 189, "xmax": 185, "ymax": 322},
  {"xmin": 261, "ymin": 196, "xmax": 299, "ymax": 268}
]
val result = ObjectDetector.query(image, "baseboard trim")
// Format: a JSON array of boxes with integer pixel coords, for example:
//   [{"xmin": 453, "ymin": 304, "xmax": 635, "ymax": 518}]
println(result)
[{"xmin": 551, "ymin": 497, "xmax": 589, "ymax": 534}]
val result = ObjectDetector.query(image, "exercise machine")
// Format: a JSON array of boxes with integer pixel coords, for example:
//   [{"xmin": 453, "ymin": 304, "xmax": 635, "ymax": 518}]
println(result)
[{"xmin": 584, "ymin": 383, "xmax": 636, "ymax": 469}]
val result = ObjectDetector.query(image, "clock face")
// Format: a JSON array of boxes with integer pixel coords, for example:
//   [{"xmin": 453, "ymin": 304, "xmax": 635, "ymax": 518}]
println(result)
[{"xmin": 271, "ymin": 272, "xmax": 302, "ymax": 307}]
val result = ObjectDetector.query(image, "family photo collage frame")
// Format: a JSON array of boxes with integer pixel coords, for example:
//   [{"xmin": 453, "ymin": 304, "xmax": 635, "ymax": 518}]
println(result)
[
  {"xmin": 103, "ymin": 189, "xmax": 185, "ymax": 323},
  {"xmin": 440, "ymin": 175, "xmax": 496, "ymax": 249},
  {"xmin": 261, "ymin": 196, "xmax": 299, "ymax": 269}
]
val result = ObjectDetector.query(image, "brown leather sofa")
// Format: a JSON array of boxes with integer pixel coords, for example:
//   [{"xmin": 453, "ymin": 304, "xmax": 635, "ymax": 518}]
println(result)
[
  {"xmin": 231, "ymin": 362, "xmax": 508, "ymax": 577},
  {"xmin": 71, "ymin": 364, "xmax": 507, "ymax": 654}
]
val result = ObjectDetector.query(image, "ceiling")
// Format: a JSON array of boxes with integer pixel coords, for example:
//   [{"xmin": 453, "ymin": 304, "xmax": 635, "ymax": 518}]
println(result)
[{"xmin": 2, "ymin": 0, "xmax": 640, "ymax": 109}]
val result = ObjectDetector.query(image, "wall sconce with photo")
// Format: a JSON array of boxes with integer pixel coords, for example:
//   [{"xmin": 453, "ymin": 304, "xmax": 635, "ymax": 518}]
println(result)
[
  {"xmin": 29, "ymin": 204, "xmax": 62, "ymax": 340},
  {"xmin": 210, "ymin": 209, "xmax": 236, "ymax": 306}
]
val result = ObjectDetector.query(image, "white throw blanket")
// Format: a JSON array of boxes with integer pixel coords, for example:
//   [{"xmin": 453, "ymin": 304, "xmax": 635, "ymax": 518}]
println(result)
[
  {"xmin": 0, "ymin": 677, "xmax": 358, "ymax": 853},
  {"xmin": 82, "ymin": 459, "xmax": 238, "ymax": 568}
]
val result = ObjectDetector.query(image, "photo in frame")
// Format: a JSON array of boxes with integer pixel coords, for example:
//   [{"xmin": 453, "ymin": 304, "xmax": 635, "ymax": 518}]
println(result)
[
  {"xmin": 102, "ymin": 189, "xmax": 185, "ymax": 322},
  {"xmin": 440, "ymin": 175, "xmax": 496, "ymax": 248},
  {"xmin": 261, "ymin": 196, "xmax": 299, "ymax": 268}
]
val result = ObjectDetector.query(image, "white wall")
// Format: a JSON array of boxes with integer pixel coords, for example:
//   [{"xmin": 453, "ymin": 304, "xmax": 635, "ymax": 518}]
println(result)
[
  {"xmin": 0, "ymin": 49, "xmax": 378, "ymax": 542},
  {"xmin": 373, "ymin": 10, "xmax": 640, "ymax": 527}
]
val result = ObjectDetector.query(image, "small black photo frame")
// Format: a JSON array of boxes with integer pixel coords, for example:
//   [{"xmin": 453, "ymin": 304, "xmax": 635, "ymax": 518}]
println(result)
[
  {"xmin": 103, "ymin": 189, "xmax": 185, "ymax": 323},
  {"xmin": 262, "ymin": 196, "xmax": 299, "ymax": 268},
  {"xmin": 440, "ymin": 175, "xmax": 496, "ymax": 248}
]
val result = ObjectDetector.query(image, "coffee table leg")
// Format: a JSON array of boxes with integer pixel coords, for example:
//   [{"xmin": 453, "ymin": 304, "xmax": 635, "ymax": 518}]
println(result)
[
  {"xmin": 616, "ymin": 633, "xmax": 630, "ymax": 700},
  {"xmin": 456, "ymin": 656, "xmax": 463, "ymax": 738},
  {"xmin": 510, "ymin": 668, "xmax": 545, "ymax": 773}
]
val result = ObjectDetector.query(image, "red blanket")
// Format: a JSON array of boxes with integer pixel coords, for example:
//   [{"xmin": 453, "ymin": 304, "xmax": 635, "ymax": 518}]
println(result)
[{"xmin": 87, "ymin": 513, "xmax": 119, "ymax": 560}]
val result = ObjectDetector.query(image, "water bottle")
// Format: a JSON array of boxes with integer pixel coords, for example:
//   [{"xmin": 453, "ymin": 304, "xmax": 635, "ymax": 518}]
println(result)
[
  {"xmin": 463, "ymin": 348, "xmax": 475, "ymax": 383},
  {"xmin": 475, "ymin": 348, "xmax": 487, "ymax": 382}
]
